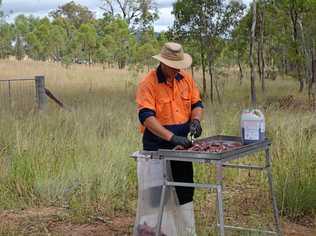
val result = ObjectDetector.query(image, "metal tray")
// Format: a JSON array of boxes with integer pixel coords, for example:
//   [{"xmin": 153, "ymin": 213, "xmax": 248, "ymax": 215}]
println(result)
[{"xmin": 157, "ymin": 135, "xmax": 271, "ymax": 162}]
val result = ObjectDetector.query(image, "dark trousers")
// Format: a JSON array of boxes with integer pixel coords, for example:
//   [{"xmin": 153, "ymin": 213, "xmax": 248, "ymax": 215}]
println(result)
[{"xmin": 170, "ymin": 161, "xmax": 194, "ymax": 205}]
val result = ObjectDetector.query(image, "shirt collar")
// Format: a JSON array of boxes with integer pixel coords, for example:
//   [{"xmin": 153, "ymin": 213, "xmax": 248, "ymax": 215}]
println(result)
[{"xmin": 156, "ymin": 65, "xmax": 184, "ymax": 83}]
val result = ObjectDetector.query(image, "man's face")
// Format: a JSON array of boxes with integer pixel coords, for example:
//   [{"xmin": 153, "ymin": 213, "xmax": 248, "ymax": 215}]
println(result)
[{"xmin": 161, "ymin": 63, "xmax": 180, "ymax": 80}]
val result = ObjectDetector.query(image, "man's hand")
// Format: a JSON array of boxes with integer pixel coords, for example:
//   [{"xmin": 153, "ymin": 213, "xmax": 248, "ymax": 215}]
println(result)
[
  {"xmin": 190, "ymin": 119, "xmax": 202, "ymax": 138},
  {"xmin": 170, "ymin": 135, "xmax": 192, "ymax": 148}
]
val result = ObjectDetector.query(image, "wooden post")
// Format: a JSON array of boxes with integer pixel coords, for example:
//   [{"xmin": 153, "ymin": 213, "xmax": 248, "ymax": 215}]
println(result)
[{"xmin": 35, "ymin": 75, "xmax": 47, "ymax": 111}]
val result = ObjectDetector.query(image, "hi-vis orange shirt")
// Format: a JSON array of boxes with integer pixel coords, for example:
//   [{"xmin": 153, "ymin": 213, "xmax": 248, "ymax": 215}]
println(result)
[{"xmin": 136, "ymin": 65, "xmax": 203, "ymax": 151}]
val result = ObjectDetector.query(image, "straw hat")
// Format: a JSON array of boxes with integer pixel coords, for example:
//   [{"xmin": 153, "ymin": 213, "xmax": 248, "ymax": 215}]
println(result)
[{"xmin": 152, "ymin": 42, "xmax": 192, "ymax": 69}]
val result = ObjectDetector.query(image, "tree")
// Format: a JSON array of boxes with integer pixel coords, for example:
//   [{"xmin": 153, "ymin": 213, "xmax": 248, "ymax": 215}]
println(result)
[
  {"xmin": 257, "ymin": 0, "xmax": 266, "ymax": 93},
  {"xmin": 173, "ymin": 0, "xmax": 245, "ymax": 102},
  {"xmin": 135, "ymin": 28, "xmax": 159, "ymax": 71},
  {"xmin": 76, "ymin": 23, "xmax": 97, "ymax": 65},
  {"xmin": 100, "ymin": 18, "xmax": 134, "ymax": 68},
  {"xmin": 274, "ymin": 0, "xmax": 310, "ymax": 92},
  {"xmin": 49, "ymin": 24, "xmax": 67, "ymax": 61},
  {"xmin": 0, "ymin": 0, "xmax": 3, "ymax": 19},
  {"xmin": 101, "ymin": 0, "xmax": 158, "ymax": 30},
  {"xmin": 50, "ymin": 1, "xmax": 94, "ymax": 29},
  {"xmin": 14, "ymin": 15, "xmax": 30, "ymax": 60},
  {"xmin": 0, "ymin": 0, "xmax": 14, "ymax": 59},
  {"xmin": 229, "ymin": 13, "xmax": 250, "ymax": 85},
  {"xmin": 34, "ymin": 18, "xmax": 54, "ymax": 60},
  {"xmin": 302, "ymin": 1, "xmax": 316, "ymax": 102},
  {"xmin": 249, "ymin": 0, "xmax": 257, "ymax": 105},
  {"xmin": 26, "ymin": 32, "xmax": 42, "ymax": 60}
]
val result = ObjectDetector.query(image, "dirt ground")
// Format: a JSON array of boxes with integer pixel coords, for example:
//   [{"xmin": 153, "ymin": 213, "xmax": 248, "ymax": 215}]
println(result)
[{"xmin": 0, "ymin": 207, "xmax": 315, "ymax": 236}]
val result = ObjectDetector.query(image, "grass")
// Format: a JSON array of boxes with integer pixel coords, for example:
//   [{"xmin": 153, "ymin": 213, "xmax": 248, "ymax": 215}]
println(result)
[{"xmin": 0, "ymin": 59, "xmax": 315, "ymax": 234}]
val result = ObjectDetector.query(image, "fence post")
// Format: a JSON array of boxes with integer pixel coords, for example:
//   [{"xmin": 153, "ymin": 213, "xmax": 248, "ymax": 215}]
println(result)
[{"xmin": 35, "ymin": 75, "xmax": 47, "ymax": 111}]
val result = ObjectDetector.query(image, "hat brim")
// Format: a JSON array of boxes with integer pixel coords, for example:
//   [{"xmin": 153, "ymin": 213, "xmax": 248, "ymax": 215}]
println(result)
[{"xmin": 152, "ymin": 53, "xmax": 192, "ymax": 69}]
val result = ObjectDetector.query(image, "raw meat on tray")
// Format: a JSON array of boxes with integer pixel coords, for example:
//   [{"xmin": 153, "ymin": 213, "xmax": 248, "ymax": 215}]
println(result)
[{"xmin": 176, "ymin": 141, "xmax": 242, "ymax": 153}]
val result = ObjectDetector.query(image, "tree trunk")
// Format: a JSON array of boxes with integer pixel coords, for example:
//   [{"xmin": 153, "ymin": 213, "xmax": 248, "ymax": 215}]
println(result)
[
  {"xmin": 249, "ymin": 0, "xmax": 257, "ymax": 106},
  {"xmin": 312, "ymin": 48, "xmax": 316, "ymax": 111},
  {"xmin": 259, "ymin": 4, "xmax": 265, "ymax": 93},
  {"xmin": 290, "ymin": 6, "xmax": 304, "ymax": 92},
  {"xmin": 309, "ymin": 46, "xmax": 315, "ymax": 106},
  {"xmin": 207, "ymin": 52, "xmax": 214, "ymax": 103},
  {"xmin": 312, "ymin": 48, "xmax": 316, "ymax": 85},
  {"xmin": 191, "ymin": 65, "xmax": 194, "ymax": 78},
  {"xmin": 199, "ymin": 11, "xmax": 207, "ymax": 98},
  {"xmin": 202, "ymin": 56, "xmax": 206, "ymax": 96},
  {"xmin": 298, "ymin": 76, "xmax": 304, "ymax": 91},
  {"xmin": 214, "ymin": 76, "xmax": 222, "ymax": 104},
  {"xmin": 200, "ymin": 40, "xmax": 207, "ymax": 96},
  {"xmin": 298, "ymin": 18, "xmax": 312, "ymax": 90},
  {"xmin": 15, "ymin": 34, "xmax": 23, "ymax": 60},
  {"xmin": 257, "ymin": 41, "xmax": 262, "ymax": 81},
  {"xmin": 238, "ymin": 54, "xmax": 243, "ymax": 85}
]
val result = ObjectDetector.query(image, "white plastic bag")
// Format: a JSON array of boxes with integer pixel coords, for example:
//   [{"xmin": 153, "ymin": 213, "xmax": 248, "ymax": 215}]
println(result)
[{"xmin": 134, "ymin": 158, "xmax": 196, "ymax": 236}]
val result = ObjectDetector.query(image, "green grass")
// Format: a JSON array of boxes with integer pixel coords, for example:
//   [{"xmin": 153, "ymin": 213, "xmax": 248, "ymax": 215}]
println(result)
[{"xmin": 0, "ymin": 60, "xmax": 315, "ymax": 232}]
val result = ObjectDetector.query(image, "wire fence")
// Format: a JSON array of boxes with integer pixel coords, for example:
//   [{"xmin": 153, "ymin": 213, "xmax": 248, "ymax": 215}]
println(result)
[{"xmin": 0, "ymin": 76, "xmax": 46, "ymax": 112}]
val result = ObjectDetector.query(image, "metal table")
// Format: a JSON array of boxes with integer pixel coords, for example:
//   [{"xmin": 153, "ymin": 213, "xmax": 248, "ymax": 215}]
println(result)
[{"xmin": 131, "ymin": 135, "xmax": 282, "ymax": 236}]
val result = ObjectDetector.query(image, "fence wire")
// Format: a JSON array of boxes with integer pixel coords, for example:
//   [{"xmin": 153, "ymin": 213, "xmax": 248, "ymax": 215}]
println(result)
[{"xmin": 0, "ymin": 79, "xmax": 37, "ymax": 111}]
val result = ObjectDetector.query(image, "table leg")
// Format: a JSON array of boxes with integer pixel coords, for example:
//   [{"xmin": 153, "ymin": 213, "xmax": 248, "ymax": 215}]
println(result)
[
  {"xmin": 156, "ymin": 159, "xmax": 168, "ymax": 236},
  {"xmin": 265, "ymin": 148, "xmax": 283, "ymax": 236},
  {"xmin": 156, "ymin": 184, "xmax": 167, "ymax": 236},
  {"xmin": 216, "ymin": 161, "xmax": 225, "ymax": 236}
]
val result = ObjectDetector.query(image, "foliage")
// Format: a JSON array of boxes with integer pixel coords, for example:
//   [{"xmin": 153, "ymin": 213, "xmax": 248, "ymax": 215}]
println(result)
[
  {"xmin": 0, "ymin": 23, "xmax": 14, "ymax": 58},
  {"xmin": 101, "ymin": 0, "xmax": 158, "ymax": 30},
  {"xmin": 49, "ymin": 1, "xmax": 94, "ymax": 29},
  {"xmin": 173, "ymin": 0, "xmax": 245, "ymax": 100},
  {"xmin": 134, "ymin": 28, "xmax": 159, "ymax": 71}
]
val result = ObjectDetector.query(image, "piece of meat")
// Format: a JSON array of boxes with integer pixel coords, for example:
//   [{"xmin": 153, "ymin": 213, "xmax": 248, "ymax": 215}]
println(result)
[
  {"xmin": 137, "ymin": 222, "xmax": 167, "ymax": 236},
  {"xmin": 180, "ymin": 141, "xmax": 242, "ymax": 153}
]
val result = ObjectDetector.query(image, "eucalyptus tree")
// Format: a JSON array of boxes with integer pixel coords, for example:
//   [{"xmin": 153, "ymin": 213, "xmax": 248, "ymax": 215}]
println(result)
[
  {"xmin": 303, "ymin": 1, "xmax": 316, "ymax": 100},
  {"xmin": 49, "ymin": 24, "xmax": 67, "ymax": 61},
  {"xmin": 229, "ymin": 12, "xmax": 250, "ymax": 85},
  {"xmin": 273, "ymin": 0, "xmax": 312, "ymax": 92},
  {"xmin": 173, "ymin": 0, "xmax": 245, "ymax": 102},
  {"xmin": 0, "ymin": 23, "xmax": 14, "ymax": 58},
  {"xmin": 77, "ymin": 23, "xmax": 97, "ymax": 64},
  {"xmin": 100, "ymin": 18, "xmax": 134, "ymax": 68},
  {"xmin": 101, "ymin": 0, "xmax": 158, "ymax": 30},
  {"xmin": 49, "ymin": 2, "xmax": 95, "ymax": 65},
  {"xmin": 249, "ymin": 0, "xmax": 257, "ymax": 105},
  {"xmin": 257, "ymin": 0, "xmax": 266, "ymax": 92},
  {"xmin": 135, "ymin": 28, "xmax": 159, "ymax": 71},
  {"xmin": 0, "ymin": 0, "xmax": 2, "ymax": 19},
  {"xmin": 49, "ymin": 1, "xmax": 94, "ymax": 29},
  {"xmin": 0, "ymin": 1, "xmax": 13, "ymax": 58},
  {"xmin": 14, "ymin": 15, "xmax": 30, "ymax": 60}
]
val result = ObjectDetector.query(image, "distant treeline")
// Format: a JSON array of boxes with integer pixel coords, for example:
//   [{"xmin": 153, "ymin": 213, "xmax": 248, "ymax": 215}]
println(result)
[{"xmin": 0, "ymin": 0, "xmax": 316, "ymax": 100}]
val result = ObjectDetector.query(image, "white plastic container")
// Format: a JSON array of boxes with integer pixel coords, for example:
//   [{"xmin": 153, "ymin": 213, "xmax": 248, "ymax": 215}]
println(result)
[{"xmin": 240, "ymin": 109, "xmax": 265, "ymax": 145}]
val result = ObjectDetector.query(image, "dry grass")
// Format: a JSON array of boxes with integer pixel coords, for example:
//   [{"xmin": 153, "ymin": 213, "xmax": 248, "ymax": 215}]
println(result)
[{"xmin": 0, "ymin": 59, "xmax": 315, "ymax": 235}]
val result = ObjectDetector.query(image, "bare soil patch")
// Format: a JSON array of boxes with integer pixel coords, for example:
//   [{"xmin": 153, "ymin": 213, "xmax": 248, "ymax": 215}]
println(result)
[{"xmin": 0, "ymin": 207, "xmax": 314, "ymax": 235}]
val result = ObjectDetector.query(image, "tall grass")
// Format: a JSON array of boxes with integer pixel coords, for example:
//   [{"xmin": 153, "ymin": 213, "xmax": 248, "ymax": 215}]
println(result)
[{"xmin": 0, "ymin": 59, "xmax": 315, "ymax": 227}]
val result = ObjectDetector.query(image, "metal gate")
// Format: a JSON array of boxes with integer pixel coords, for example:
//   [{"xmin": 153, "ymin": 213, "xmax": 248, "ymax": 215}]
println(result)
[{"xmin": 0, "ymin": 76, "xmax": 46, "ymax": 111}]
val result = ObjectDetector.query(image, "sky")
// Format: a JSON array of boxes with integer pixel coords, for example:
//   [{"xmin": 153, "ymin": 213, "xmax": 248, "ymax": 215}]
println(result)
[{"xmin": 1, "ymin": 0, "xmax": 251, "ymax": 32}]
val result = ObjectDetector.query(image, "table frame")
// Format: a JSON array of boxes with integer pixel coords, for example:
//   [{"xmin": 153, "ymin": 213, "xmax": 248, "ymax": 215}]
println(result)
[{"xmin": 131, "ymin": 136, "xmax": 282, "ymax": 236}]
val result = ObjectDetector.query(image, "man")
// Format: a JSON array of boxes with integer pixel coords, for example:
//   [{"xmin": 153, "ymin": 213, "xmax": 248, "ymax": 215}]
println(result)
[{"xmin": 135, "ymin": 42, "xmax": 203, "ymax": 235}]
